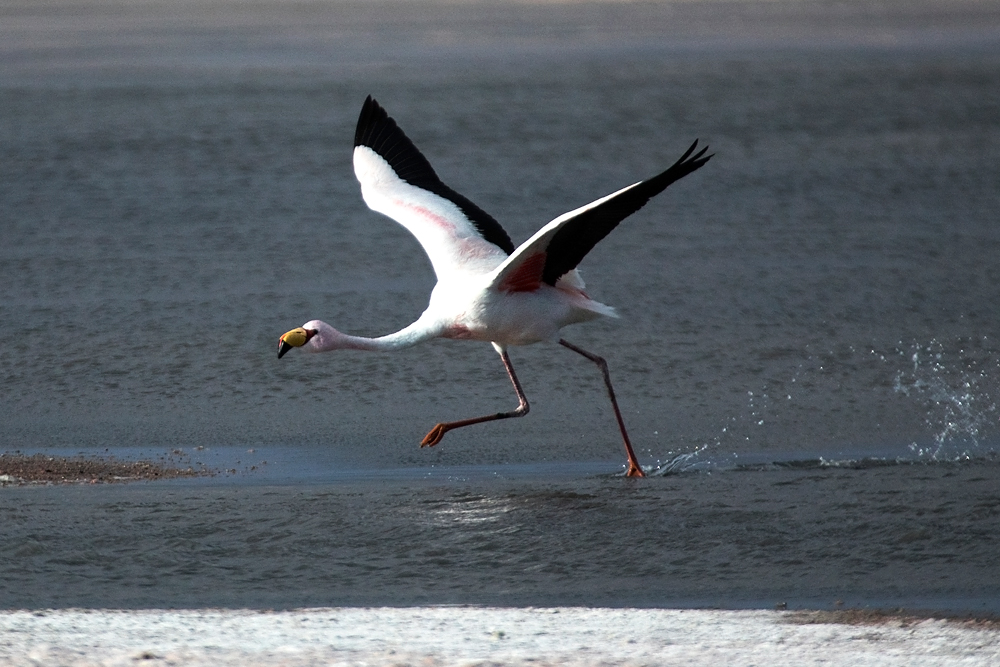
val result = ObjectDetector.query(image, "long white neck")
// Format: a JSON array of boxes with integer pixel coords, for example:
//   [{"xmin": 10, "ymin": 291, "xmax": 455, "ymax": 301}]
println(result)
[{"xmin": 304, "ymin": 317, "xmax": 443, "ymax": 353}]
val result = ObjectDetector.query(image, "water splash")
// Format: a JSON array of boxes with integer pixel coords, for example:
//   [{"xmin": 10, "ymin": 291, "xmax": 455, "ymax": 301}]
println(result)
[
  {"xmin": 886, "ymin": 338, "xmax": 999, "ymax": 461},
  {"xmin": 649, "ymin": 444, "xmax": 713, "ymax": 476},
  {"xmin": 655, "ymin": 337, "xmax": 999, "ymax": 474},
  {"xmin": 651, "ymin": 382, "xmax": 790, "ymax": 475}
]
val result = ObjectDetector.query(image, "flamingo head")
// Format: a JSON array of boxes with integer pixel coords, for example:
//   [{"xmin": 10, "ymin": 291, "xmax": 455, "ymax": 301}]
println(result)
[{"xmin": 277, "ymin": 325, "xmax": 318, "ymax": 358}]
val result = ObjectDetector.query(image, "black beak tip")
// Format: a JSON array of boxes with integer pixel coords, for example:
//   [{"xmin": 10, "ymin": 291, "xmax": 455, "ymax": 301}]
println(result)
[{"xmin": 277, "ymin": 341, "xmax": 291, "ymax": 359}]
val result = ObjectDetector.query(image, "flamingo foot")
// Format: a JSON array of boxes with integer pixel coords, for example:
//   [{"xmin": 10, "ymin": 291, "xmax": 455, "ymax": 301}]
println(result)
[
  {"xmin": 421, "ymin": 424, "xmax": 447, "ymax": 447},
  {"xmin": 625, "ymin": 462, "xmax": 646, "ymax": 478}
]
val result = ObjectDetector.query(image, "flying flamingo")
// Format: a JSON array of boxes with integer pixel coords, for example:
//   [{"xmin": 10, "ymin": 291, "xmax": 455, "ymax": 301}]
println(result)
[{"xmin": 278, "ymin": 96, "xmax": 711, "ymax": 477}]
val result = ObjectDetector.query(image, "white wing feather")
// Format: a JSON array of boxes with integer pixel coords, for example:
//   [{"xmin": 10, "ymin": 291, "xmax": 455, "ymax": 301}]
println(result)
[{"xmin": 354, "ymin": 146, "xmax": 509, "ymax": 281}]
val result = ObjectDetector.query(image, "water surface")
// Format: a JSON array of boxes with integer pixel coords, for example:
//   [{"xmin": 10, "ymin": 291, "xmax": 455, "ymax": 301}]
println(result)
[{"xmin": 1, "ymin": 0, "xmax": 999, "ymax": 611}]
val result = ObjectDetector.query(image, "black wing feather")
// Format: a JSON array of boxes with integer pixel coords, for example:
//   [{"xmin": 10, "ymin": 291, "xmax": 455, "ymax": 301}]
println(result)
[
  {"xmin": 541, "ymin": 141, "xmax": 712, "ymax": 285},
  {"xmin": 354, "ymin": 96, "xmax": 515, "ymax": 255}
]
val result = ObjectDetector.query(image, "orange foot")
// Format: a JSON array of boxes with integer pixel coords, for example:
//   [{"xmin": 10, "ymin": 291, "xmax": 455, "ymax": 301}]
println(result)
[
  {"xmin": 625, "ymin": 462, "xmax": 646, "ymax": 478},
  {"xmin": 421, "ymin": 424, "xmax": 447, "ymax": 447}
]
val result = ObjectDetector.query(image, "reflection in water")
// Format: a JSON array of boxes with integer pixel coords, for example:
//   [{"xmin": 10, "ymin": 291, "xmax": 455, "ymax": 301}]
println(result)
[{"xmin": 427, "ymin": 496, "xmax": 516, "ymax": 527}]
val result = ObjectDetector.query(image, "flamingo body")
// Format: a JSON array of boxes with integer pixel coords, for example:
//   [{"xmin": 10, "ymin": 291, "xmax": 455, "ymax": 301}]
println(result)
[{"xmin": 279, "ymin": 96, "xmax": 712, "ymax": 477}]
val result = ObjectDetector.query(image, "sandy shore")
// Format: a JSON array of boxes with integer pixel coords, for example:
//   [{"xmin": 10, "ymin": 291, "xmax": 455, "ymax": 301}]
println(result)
[
  {"xmin": 2, "ymin": 607, "xmax": 997, "ymax": 666},
  {"xmin": 0, "ymin": 453, "xmax": 210, "ymax": 485}
]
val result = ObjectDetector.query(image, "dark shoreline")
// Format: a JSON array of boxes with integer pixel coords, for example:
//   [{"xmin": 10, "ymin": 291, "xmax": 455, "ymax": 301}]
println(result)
[
  {"xmin": 0, "ymin": 452, "xmax": 211, "ymax": 485},
  {"xmin": 787, "ymin": 608, "xmax": 1000, "ymax": 630}
]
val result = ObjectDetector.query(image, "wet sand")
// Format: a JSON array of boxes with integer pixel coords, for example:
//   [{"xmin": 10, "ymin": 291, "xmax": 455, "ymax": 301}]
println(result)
[
  {"xmin": 2, "ymin": 607, "xmax": 998, "ymax": 666},
  {"xmin": 0, "ymin": 453, "xmax": 210, "ymax": 485}
]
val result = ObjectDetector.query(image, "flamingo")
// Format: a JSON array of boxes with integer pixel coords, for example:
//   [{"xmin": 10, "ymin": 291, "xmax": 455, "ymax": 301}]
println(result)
[{"xmin": 278, "ymin": 96, "xmax": 711, "ymax": 477}]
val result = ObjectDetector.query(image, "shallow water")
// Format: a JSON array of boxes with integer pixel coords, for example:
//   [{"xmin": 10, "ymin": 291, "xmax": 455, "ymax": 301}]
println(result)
[
  {"xmin": 1, "ymin": 456, "xmax": 998, "ymax": 611},
  {"xmin": 1, "ymin": 0, "xmax": 1000, "ymax": 611}
]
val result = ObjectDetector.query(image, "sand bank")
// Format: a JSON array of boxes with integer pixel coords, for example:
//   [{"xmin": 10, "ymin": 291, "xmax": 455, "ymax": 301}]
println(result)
[
  {"xmin": 2, "ymin": 607, "xmax": 997, "ymax": 666},
  {"xmin": 0, "ymin": 453, "xmax": 210, "ymax": 485}
]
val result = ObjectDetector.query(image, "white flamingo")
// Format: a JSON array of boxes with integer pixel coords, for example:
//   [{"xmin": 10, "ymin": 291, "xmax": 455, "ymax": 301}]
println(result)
[{"xmin": 278, "ymin": 96, "xmax": 711, "ymax": 477}]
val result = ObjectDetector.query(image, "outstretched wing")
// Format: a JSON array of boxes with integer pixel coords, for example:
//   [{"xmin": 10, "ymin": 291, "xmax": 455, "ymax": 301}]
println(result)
[
  {"xmin": 353, "ymin": 96, "xmax": 514, "ymax": 280},
  {"xmin": 489, "ymin": 140, "xmax": 712, "ymax": 293}
]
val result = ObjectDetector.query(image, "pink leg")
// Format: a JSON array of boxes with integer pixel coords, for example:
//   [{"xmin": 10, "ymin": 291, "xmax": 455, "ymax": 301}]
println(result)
[
  {"xmin": 421, "ymin": 348, "xmax": 530, "ymax": 447},
  {"xmin": 559, "ymin": 339, "xmax": 645, "ymax": 477}
]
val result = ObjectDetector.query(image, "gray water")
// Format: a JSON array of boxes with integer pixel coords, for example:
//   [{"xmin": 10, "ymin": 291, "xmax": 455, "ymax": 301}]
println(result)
[{"xmin": 2, "ymin": 0, "xmax": 1000, "ymax": 611}]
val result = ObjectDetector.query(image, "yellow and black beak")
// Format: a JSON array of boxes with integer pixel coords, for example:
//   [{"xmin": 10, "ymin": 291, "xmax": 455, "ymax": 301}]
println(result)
[{"xmin": 277, "ymin": 327, "xmax": 315, "ymax": 359}]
